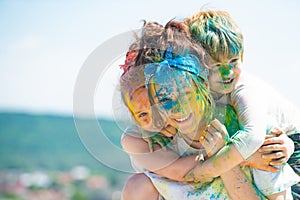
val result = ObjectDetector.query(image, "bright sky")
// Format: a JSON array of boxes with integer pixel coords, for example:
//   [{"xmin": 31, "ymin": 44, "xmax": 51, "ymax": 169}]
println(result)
[{"xmin": 1, "ymin": 0, "xmax": 300, "ymax": 119}]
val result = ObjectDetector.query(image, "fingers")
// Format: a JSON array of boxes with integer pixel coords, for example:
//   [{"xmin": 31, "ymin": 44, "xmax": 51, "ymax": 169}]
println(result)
[
  {"xmin": 200, "ymin": 131, "xmax": 213, "ymax": 149},
  {"xmin": 160, "ymin": 125, "xmax": 177, "ymax": 137},
  {"xmin": 270, "ymin": 127, "xmax": 284, "ymax": 136},
  {"xmin": 144, "ymin": 138, "xmax": 154, "ymax": 153},
  {"xmin": 270, "ymin": 157, "xmax": 287, "ymax": 166},
  {"xmin": 210, "ymin": 119, "xmax": 228, "ymax": 138},
  {"xmin": 261, "ymin": 165, "xmax": 280, "ymax": 173},
  {"xmin": 262, "ymin": 151, "xmax": 285, "ymax": 160},
  {"xmin": 262, "ymin": 137, "xmax": 284, "ymax": 146},
  {"xmin": 259, "ymin": 143, "xmax": 285, "ymax": 153},
  {"xmin": 264, "ymin": 134, "xmax": 274, "ymax": 140},
  {"xmin": 240, "ymin": 161, "xmax": 248, "ymax": 167},
  {"xmin": 184, "ymin": 171, "xmax": 195, "ymax": 182},
  {"xmin": 260, "ymin": 149, "xmax": 287, "ymax": 167},
  {"xmin": 201, "ymin": 126, "xmax": 226, "ymax": 157},
  {"xmin": 205, "ymin": 127, "xmax": 218, "ymax": 141},
  {"xmin": 201, "ymin": 133, "xmax": 210, "ymax": 144}
]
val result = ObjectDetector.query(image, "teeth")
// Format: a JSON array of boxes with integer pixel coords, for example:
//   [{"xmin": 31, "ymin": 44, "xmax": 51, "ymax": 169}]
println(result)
[
  {"xmin": 223, "ymin": 79, "xmax": 233, "ymax": 84},
  {"xmin": 175, "ymin": 114, "xmax": 190, "ymax": 122}
]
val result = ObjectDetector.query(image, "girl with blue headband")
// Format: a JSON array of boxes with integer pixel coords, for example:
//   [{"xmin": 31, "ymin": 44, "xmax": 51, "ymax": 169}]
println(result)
[
  {"xmin": 120, "ymin": 20, "xmax": 268, "ymax": 199},
  {"xmin": 184, "ymin": 10, "xmax": 300, "ymax": 199}
]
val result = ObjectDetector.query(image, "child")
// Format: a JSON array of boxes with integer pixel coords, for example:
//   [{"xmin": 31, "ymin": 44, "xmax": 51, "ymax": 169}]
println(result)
[
  {"xmin": 120, "ymin": 20, "xmax": 266, "ymax": 199},
  {"xmin": 184, "ymin": 10, "xmax": 300, "ymax": 199}
]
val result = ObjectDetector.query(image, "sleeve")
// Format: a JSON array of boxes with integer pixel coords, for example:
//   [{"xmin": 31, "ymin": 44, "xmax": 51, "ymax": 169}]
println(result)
[
  {"xmin": 121, "ymin": 124, "xmax": 143, "ymax": 139},
  {"xmin": 229, "ymin": 84, "xmax": 267, "ymax": 159}
]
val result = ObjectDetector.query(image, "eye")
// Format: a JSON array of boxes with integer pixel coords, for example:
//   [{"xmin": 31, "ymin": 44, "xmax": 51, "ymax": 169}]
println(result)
[
  {"xmin": 138, "ymin": 112, "xmax": 148, "ymax": 118},
  {"xmin": 212, "ymin": 63, "xmax": 221, "ymax": 69},
  {"xmin": 229, "ymin": 58, "xmax": 239, "ymax": 65},
  {"xmin": 159, "ymin": 97, "xmax": 171, "ymax": 103}
]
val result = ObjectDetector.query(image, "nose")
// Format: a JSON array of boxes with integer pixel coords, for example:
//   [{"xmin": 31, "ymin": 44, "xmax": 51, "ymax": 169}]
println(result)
[
  {"xmin": 169, "ymin": 97, "xmax": 190, "ymax": 118},
  {"xmin": 218, "ymin": 64, "xmax": 234, "ymax": 80}
]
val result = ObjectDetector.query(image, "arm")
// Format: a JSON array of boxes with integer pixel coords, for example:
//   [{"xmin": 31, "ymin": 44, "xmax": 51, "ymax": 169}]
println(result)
[
  {"xmin": 122, "ymin": 133, "xmax": 198, "ymax": 182},
  {"xmin": 122, "ymin": 120, "xmax": 230, "ymax": 182},
  {"xmin": 123, "ymin": 131, "xmax": 264, "ymax": 199},
  {"xmin": 221, "ymin": 167, "xmax": 263, "ymax": 200},
  {"xmin": 185, "ymin": 119, "xmax": 245, "ymax": 181},
  {"xmin": 185, "ymin": 84, "xmax": 268, "ymax": 180},
  {"xmin": 184, "ymin": 121, "xmax": 264, "ymax": 199},
  {"xmin": 241, "ymin": 128, "xmax": 294, "ymax": 171}
]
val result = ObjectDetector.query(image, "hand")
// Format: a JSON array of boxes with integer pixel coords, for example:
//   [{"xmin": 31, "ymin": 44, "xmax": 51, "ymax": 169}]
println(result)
[
  {"xmin": 142, "ymin": 132, "xmax": 172, "ymax": 152},
  {"xmin": 240, "ymin": 148, "xmax": 279, "ymax": 172},
  {"xmin": 259, "ymin": 129, "xmax": 294, "ymax": 166},
  {"xmin": 200, "ymin": 119, "xmax": 229, "ymax": 157},
  {"xmin": 160, "ymin": 124, "xmax": 177, "ymax": 137},
  {"xmin": 184, "ymin": 119, "xmax": 229, "ymax": 183},
  {"xmin": 184, "ymin": 171, "xmax": 214, "ymax": 183}
]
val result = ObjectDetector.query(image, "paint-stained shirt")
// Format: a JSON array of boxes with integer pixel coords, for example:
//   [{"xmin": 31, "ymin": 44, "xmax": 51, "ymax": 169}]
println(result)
[{"xmin": 212, "ymin": 73, "xmax": 300, "ymax": 159}]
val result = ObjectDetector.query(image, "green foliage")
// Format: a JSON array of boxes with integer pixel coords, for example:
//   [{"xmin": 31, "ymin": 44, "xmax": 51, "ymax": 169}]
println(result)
[
  {"xmin": 0, "ymin": 112, "xmax": 126, "ymax": 176},
  {"xmin": 0, "ymin": 193, "xmax": 23, "ymax": 200}
]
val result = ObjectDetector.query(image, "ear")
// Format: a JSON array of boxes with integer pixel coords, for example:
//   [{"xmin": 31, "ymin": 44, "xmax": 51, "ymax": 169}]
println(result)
[{"xmin": 240, "ymin": 50, "xmax": 244, "ymax": 62}]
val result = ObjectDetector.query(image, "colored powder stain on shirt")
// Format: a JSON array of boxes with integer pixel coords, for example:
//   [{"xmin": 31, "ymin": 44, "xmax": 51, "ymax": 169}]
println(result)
[{"xmin": 214, "ymin": 104, "xmax": 240, "ymax": 137}]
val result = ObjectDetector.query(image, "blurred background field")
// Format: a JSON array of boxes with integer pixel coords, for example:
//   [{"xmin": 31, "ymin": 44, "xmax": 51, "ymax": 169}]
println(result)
[{"xmin": 0, "ymin": 112, "xmax": 128, "ymax": 200}]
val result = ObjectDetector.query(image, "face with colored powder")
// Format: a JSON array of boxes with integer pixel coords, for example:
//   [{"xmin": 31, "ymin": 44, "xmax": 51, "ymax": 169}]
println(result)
[
  {"xmin": 128, "ymin": 86, "xmax": 154, "ymax": 131},
  {"xmin": 208, "ymin": 56, "xmax": 242, "ymax": 94},
  {"xmin": 149, "ymin": 70, "xmax": 208, "ymax": 136},
  {"xmin": 126, "ymin": 86, "xmax": 177, "ymax": 136}
]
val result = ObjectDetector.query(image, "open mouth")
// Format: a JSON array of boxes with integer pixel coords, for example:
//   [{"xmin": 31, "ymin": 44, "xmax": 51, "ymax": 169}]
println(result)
[
  {"xmin": 222, "ymin": 78, "xmax": 234, "ymax": 84},
  {"xmin": 173, "ymin": 113, "xmax": 192, "ymax": 123}
]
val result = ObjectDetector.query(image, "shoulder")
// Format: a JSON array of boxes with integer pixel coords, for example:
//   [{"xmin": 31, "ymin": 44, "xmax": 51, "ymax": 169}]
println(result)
[{"xmin": 121, "ymin": 128, "xmax": 150, "ymax": 154}]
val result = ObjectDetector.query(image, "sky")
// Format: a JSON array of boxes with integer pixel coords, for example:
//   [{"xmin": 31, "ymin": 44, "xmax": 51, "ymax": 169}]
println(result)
[{"xmin": 1, "ymin": 0, "xmax": 300, "ymax": 119}]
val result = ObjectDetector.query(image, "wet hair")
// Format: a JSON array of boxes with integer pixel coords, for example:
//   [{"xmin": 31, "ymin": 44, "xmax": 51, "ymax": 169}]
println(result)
[{"xmin": 184, "ymin": 10, "xmax": 244, "ymax": 63}]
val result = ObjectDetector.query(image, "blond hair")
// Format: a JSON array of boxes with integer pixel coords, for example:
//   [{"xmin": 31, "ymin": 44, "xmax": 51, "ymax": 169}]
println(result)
[{"xmin": 184, "ymin": 10, "xmax": 244, "ymax": 62}]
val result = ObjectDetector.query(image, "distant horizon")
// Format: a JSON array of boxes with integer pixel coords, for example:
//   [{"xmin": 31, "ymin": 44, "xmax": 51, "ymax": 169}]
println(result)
[{"xmin": 0, "ymin": 108, "xmax": 115, "ymax": 120}]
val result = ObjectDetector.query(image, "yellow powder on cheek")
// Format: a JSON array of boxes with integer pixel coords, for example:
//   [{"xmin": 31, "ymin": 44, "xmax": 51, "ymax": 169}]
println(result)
[{"xmin": 127, "ymin": 90, "xmax": 153, "ymax": 127}]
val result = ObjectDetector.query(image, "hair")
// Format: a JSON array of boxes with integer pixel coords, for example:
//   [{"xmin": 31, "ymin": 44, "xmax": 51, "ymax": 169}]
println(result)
[
  {"xmin": 184, "ymin": 10, "xmax": 244, "ymax": 63},
  {"xmin": 135, "ymin": 20, "xmax": 207, "ymax": 67},
  {"xmin": 147, "ymin": 71, "xmax": 214, "ymax": 128},
  {"xmin": 120, "ymin": 19, "xmax": 214, "ymax": 128}
]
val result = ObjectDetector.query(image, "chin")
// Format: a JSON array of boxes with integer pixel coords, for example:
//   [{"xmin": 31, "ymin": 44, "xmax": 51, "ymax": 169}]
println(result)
[{"xmin": 178, "ymin": 119, "xmax": 199, "ymax": 135}]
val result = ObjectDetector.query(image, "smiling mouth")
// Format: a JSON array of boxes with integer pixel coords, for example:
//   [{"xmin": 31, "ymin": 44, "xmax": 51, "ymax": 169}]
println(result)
[
  {"xmin": 174, "ymin": 113, "xmax": 192, "ymax": 123},
  {"xmin": 222, "ymin": 78, "xmax": 234, "ymax": 84}
]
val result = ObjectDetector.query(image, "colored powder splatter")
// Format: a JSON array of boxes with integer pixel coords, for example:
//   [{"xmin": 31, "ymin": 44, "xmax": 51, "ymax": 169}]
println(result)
[{"xmin": 214, "ymin": 104, "xmax": 240, "ymax": 138}]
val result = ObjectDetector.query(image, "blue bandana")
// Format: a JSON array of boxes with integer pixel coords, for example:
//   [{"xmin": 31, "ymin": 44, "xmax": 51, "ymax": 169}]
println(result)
[{"xmin": 144, "ymin": 46, "xmax": 208, "ymax": 85}]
